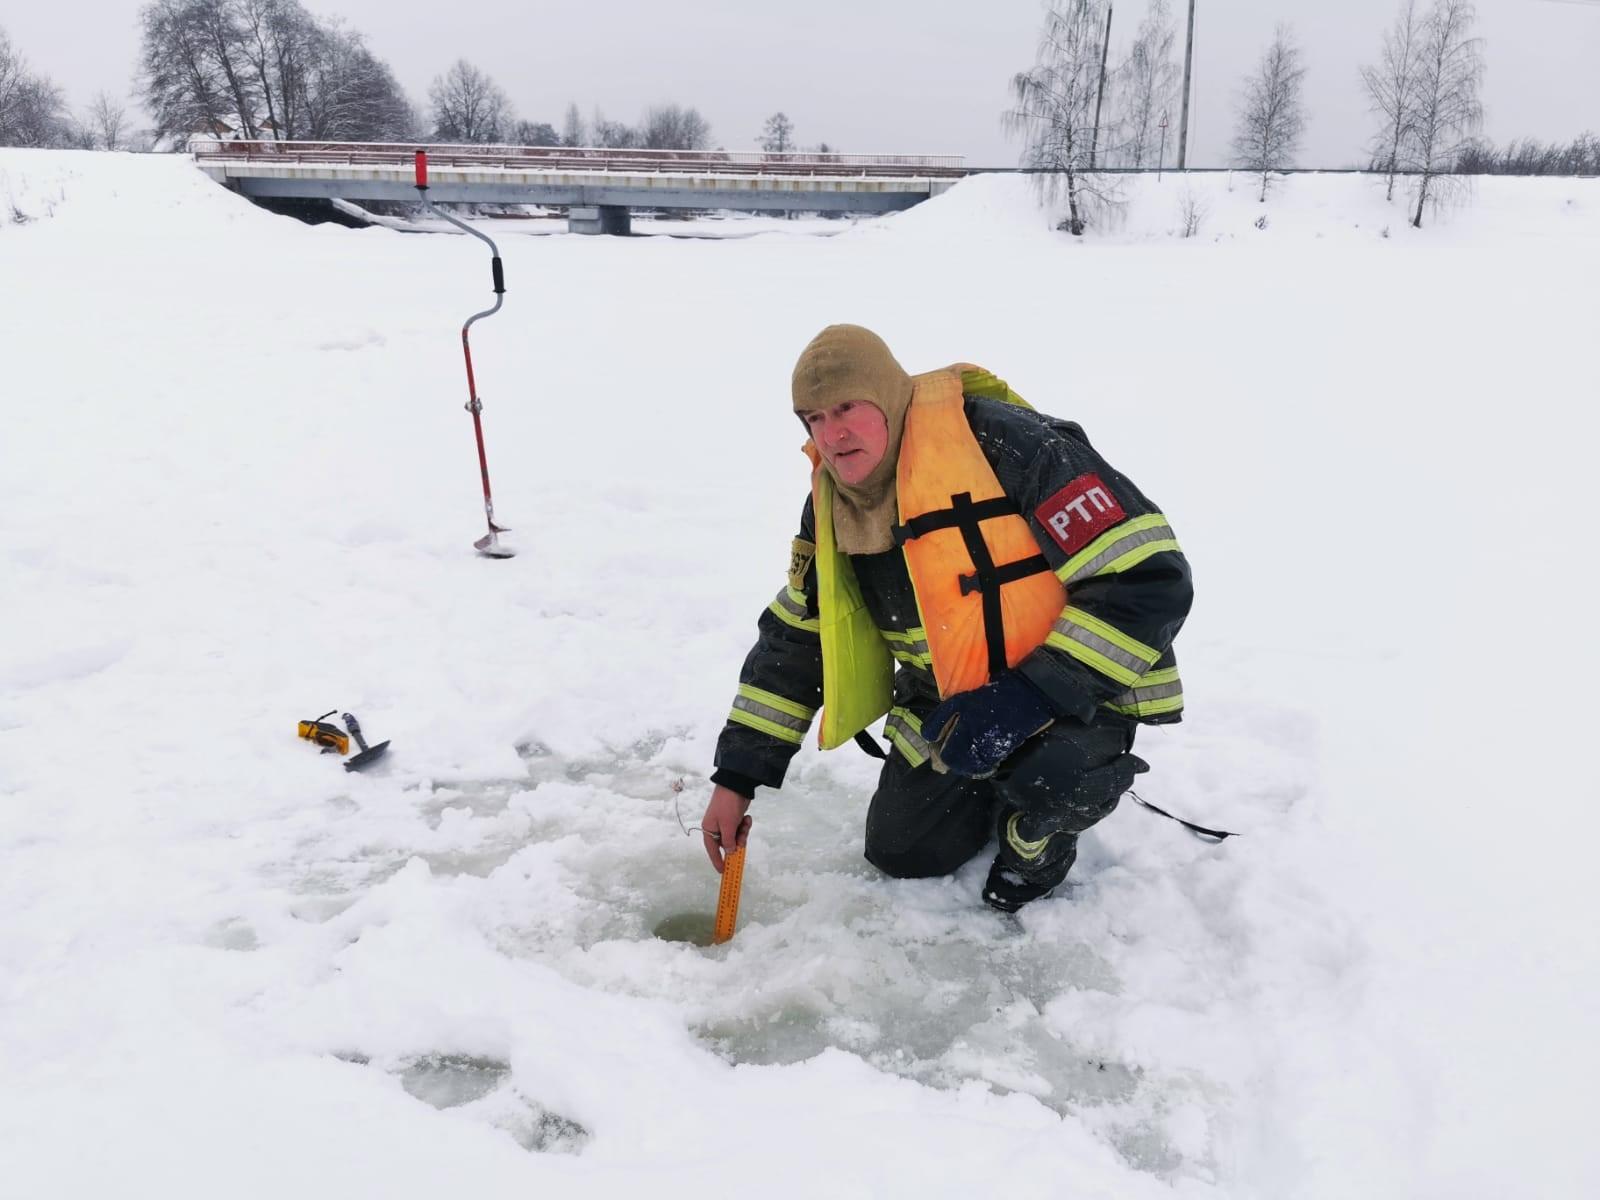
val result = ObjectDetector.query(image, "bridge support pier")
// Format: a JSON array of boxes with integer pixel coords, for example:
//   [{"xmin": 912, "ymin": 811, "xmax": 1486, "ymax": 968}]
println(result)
[{"xmin": 568, "ymin": 204, "xmax": 631, "ymax": 236}]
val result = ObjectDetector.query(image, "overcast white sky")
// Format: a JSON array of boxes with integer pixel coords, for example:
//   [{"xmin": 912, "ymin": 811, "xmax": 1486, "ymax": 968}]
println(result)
[{"xmin": 6, "ymin": 0, "xmax": 1598, "ymax": 165}]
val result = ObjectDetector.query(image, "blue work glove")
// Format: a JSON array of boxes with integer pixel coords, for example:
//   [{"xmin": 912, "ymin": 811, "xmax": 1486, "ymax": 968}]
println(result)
[{"xmin": 924, "ymin": 671, "xmax": 1056, "ymax": 778}]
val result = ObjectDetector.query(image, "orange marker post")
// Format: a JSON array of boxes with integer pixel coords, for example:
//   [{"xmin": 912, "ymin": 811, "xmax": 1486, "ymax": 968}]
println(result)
[{"xmin": 712, "ymin": 844, "xmax": 746, "ymax": 945}]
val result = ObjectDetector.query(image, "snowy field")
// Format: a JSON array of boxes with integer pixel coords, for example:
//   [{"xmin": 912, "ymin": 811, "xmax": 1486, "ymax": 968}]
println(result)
[{"xmin": 2, "ymin": 150, "xmax": 1597, "ymax": 1198}]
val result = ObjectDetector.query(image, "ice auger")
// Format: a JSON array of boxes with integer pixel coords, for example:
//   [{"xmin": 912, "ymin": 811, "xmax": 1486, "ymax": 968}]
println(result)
[{"xmin": 413, "ymin": 150, "xmax": 514, "ymax": 559}]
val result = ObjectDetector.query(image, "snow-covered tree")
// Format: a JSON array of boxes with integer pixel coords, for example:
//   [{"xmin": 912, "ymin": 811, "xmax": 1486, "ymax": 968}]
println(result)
[
  {"xmin": 1405, "ymin": 0, "xmax": 1483, "ymax": 228},
  {"xmin": 759, "ymin": 111, "xmax": 794, "ymax": 154},
  {"xmin": 301, "ymin": 27, "xmax": 413, "ymax": 142},
  {"xmin": 641, "ymin": 103, "xmax": 712, "ymax": 151},
  {"xmin": 0, "ymin": 28, "xmax": 71, "ymax": 148},
  {"xmin": 1004, "ymin": 0, "xmax": 1111, "ymax": 236},
  {"xmin": 1231, "ymin": 24, "xmax": 1307, "ymax": 202},
  {"xmin": 561, "ymin": 102, "xmax": 584, "ymax": 147},
  {"xmin": 88, "ymin": 91, "xmax": 128, "ymax": 150},
  {"xmin": 1361, "ymin": 0, "xmax": 1425, "ymax": 201},
  {"xmin": 429, "ymin": 59, "xmax": 511, "ymax": 144},
  {"xmin": 139, "ymin": 0, "xmax": 412, "ymax": 145},
  {"xmin": 1117, "ymin": 0, "xmax": 1181, "ymax": 168},
  {"xmin": 511, "ymin": 119, "xmax": 559, "ymax": 147}
]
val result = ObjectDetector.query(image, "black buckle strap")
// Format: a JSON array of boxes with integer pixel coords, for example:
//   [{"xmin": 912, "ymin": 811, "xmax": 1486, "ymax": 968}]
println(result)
[
  {"xmin": 959, "ymin": 554, "xmax": 1051, "ymax": 596},
  {"xmin": 891, "ymin": 494, "xmax": 1019, "ymax": 548}
]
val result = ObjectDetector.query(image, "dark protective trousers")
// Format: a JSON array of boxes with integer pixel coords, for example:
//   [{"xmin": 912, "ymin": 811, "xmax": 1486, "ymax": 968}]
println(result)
[{"xmin": 863, "ymin": 713, "xmax": 1140, "ymax": 880}]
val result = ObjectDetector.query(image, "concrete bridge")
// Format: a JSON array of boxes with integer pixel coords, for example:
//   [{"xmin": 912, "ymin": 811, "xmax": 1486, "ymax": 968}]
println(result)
[{"xmin": 192, "ymin": 140, "xmax": 967, "ymax": 234}]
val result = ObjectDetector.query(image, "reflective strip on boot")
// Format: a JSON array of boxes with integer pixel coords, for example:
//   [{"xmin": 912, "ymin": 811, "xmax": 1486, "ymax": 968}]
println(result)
[{"xmin": 1005, "ymin": 811, "xmax": 1051, "ymax": 861}]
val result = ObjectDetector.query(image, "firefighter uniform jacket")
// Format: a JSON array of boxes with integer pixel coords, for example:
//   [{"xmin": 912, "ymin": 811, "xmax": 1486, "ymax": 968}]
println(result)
[{"xmin": 714, "ymin": 391, "xmax": 1193, "ymax": 794}]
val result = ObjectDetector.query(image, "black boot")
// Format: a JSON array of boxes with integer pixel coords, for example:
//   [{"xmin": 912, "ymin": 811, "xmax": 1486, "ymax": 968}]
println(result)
[{"xmin": 981, "ymin": 810, "xmax": 1078, "ymax": 913}]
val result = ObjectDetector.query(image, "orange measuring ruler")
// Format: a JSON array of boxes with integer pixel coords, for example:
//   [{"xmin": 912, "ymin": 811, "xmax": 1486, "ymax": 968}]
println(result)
[{"xmin": 712, "ymin": 844, "xmax": 746, "ymax": 945}]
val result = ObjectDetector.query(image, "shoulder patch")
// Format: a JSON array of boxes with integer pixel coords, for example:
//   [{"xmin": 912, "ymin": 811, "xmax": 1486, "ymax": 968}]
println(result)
[
  {"xmin": 1035, "ymin": 473, "xmax": 1126, "ymax": 556},
  {"xmin": 789, "ymin": 538, "xmax": 816, "ymax": 590}
]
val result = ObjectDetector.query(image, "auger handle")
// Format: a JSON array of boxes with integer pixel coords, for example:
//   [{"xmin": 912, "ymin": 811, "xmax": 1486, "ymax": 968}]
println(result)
[{"xmin": 341, "ymin": 712, "xmax": 371, "ymax": 753}]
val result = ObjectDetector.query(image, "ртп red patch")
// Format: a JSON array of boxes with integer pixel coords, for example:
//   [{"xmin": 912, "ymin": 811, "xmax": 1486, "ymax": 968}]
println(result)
[{"xmin": 1035, "ymin": 473, "xmax": 1126, "ymax": 556}]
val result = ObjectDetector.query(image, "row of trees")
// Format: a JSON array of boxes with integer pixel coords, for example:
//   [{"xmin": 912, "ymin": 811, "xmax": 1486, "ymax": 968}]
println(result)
[
  {"xmin": 1008, "ymin": 0, "xmax": 1504, "ymax": 233},
  {"xmin": 426, "ymin": 65, "xmax": 719, "ymax": 150},
  {"xmin": 5, "ymin": 11, "xmax": 729, "ymax": 153},
  {"xmin": 1455, "ymin": 133, "xmax": 1600, "ymax": 176},
  {"xmin": 553, "ymin": 99, "xmax": 714, "ymax": 151}
]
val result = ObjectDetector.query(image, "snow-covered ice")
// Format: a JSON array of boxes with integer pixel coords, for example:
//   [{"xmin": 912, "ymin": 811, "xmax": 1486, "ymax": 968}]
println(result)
[{"xmin": 2, "ymin": 150, "xmax": 1597, "ymax": 1198}]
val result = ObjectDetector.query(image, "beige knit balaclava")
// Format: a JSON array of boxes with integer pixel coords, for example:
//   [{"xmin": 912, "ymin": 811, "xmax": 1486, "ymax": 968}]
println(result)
[{"xmin": 791, "ymin": 324, "xmax": 915, "ymax": 555}]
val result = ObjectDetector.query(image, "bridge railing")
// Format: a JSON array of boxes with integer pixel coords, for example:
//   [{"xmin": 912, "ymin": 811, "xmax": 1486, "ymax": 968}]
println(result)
[{"xmin": 188, "ymin": 138, "xmax": 968, "ymax": 178}]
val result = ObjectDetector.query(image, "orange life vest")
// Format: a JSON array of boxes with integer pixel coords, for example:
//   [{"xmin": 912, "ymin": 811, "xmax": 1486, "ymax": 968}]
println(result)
[
  {"xmin": 895, "ymin": 369, "xmax": 1067, "ymax": 698},
  {"xmin": 806, "ymin": 367, "xmax": 1067, "ymax": 748}
]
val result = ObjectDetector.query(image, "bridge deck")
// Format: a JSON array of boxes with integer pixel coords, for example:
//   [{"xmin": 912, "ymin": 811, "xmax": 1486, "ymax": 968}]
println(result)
[{"xmin": 193, "ymin": 140, "xmax": 965, "ymax": 214}]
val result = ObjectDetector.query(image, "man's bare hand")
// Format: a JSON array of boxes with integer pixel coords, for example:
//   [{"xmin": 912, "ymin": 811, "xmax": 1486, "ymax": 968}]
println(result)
[{"xmin": 702, "ymin": 785, "xmax": 752, "ymax": 873}]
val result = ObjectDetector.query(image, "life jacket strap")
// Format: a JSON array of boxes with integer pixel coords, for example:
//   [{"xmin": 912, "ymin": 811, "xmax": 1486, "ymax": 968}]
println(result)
[
  {"xmin": 958, "ymin": 554, "xmax": 1051, "ymax": 596},
  {"xmin": 890, "ymin": 493, "xmax": 1020, "ymax": 546},
  {"xmin": 896, "ymin": 491, "xmax": 1057, "ymax": 679},
  {"xmin": 852, "ymin": 729, "xmax": 889, "ymax": 760}
]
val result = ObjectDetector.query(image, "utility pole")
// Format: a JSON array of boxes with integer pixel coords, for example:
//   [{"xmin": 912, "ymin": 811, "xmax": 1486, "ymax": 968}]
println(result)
[
  {"xmin": 1177, "ymin": 0, "xmax": 1197, "ymax": 169},
  {"xmin": 1090, "ymin": 3, "xmax": 1114, "ymax": 169}
]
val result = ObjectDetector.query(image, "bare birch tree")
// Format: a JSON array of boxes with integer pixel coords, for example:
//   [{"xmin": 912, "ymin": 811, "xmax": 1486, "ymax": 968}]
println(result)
[
  {"xmin": 429, "ymin": 59, "xmax": 511, "ymax": 144},
  {"xmin": 1405, "ymin": 0, "xmax": 1483, "ymax": 228},
  {"xmin": 1118, "ymin": 0, "xmax": 1180, "ymax": 168},
  {"xmin": 89, "ymin": 91, "xmax": 127, "ymax": 149},
  {"xmin": 1005, "ymin": 0, "xmax": 1110, "ymax": 236},
  {"xmin": 1360, "ymin": 0, "xmax": 1424, "ymax": 200},
  {"xmin": 1231, "ymin": 24, "xmax": 1307, "ymax": 202}
]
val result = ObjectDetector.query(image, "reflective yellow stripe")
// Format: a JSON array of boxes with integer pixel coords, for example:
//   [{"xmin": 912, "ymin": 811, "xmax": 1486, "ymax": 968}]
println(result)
[
  {"xmin": 1056, "ymin": 513, "xmax": 1180, "ymax": 585},
  {"xmin": 1103, "ymin": 667, "xmax": 1184, "ymax": 717},
  {"xmin": 785, "ymin": 585, "xmax": 809, "ymax": 609},
  {"xmin": 768, "ymin": 590, "xmax": 820, "ymax": 633},
  {"xmin": 1101, "ymin": 538, "xmax": 1182, "ymax": 576},
  {"xmin": 883, "ymin": 706, "xmax": 930, "ymax": 767},
  {"xmin": 737, "ymin": 684, "xmax": 817, "ymax": 722},
  {"xmin": 1045, "ymin": 607, "xmax": 1161, "ymax": 687},
  {"xmin": 879, "ymin": 626, "xmax": 932, "ymax": 669},
  {"xmin": 1005, "ymin": 811, "xmax": 1050, "ymax": 860},
  {"xmin": 1060, "ymin": 608, "xmax": 1160, "ymax": 665},
  {"xmin": 1103, "ymin": 693, "xmax": 1185, "ymax": 717},
  {"xmin": 728, "ymin": 708, "xmax": 806, "ymax": 744},
  {"xmin": 728, "ymin": 684, "xmax": 816, "ymax": 745}
]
